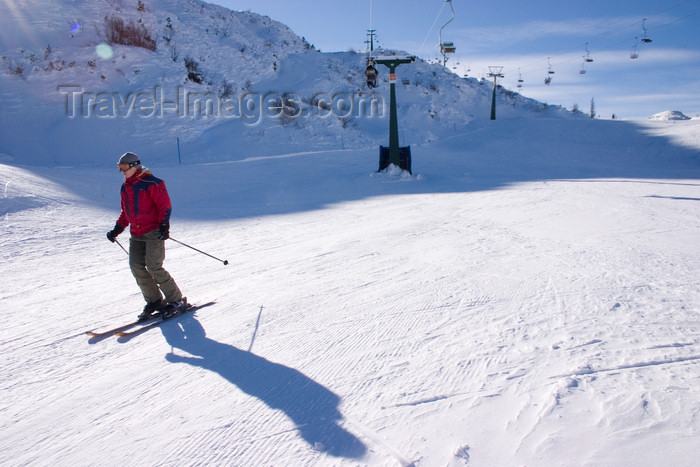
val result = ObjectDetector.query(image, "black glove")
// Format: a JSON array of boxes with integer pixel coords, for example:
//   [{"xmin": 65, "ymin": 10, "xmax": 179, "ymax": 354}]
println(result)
[
  {"xmin": 107, "ymin": 224, "xmax": 125, "ymax": 243},
  {"xmin": 158, "ymin": 222, "xmax": 170, "ymax": 240}
]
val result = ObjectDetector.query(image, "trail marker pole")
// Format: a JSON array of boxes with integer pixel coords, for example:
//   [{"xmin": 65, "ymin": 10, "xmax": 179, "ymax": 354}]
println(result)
[{"xmin": 177, "ymin": 137, "xmax": 181, "ymax": 164}]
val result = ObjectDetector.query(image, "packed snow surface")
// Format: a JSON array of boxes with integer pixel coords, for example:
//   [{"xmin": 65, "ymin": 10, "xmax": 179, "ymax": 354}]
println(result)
[{"xmin": 1, "ymin": 117, "xmax": 699, "ymax": 466}]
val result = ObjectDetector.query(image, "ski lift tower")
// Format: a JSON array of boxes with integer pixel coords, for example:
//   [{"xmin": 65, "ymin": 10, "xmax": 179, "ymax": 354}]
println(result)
[
  {"xmin": 374, "ymin": 55, "xmax": 416, "ymax": 173},
  {"xmin": 488, "ymin": 66, "xmax": 504, "ymax": 120}
]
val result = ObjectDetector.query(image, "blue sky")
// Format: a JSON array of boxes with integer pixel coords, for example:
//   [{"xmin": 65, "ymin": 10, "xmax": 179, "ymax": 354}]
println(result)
[{"xmin": 213, "ymin": 0, "xmax": 700, "ymax": 119}]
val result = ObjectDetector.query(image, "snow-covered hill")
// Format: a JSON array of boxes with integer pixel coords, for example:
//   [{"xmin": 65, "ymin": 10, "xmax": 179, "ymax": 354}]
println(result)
[
  {"xmin": 0, "ymin": 0, "xmax": 570, "ymax": 167},
  {"xmin": 1, "ymin": 1, "xmax": 700, "ymax": 466},
  {"xmin": 649, "ymin": 110, "xmax": 691, "ymax": 121}
]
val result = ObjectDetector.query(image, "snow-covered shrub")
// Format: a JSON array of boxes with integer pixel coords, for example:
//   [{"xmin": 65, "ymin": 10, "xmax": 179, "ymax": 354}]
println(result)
[
  {"xmin": 184, "ymin": 56, "xmax": 203, "ymax": 83},
  {"xmin": 104, "ymin": 14, "xmax": 156, "ymax": 51},
  {"xmin": 8, "ymin": 63, "xmax": 23, "ymax": 77},
  {"xmin": 218, "ymin": 81, "xmax": 234, "ymax": 99}
]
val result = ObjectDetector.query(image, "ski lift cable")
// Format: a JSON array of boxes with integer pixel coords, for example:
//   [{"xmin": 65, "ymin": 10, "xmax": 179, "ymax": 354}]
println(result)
[
  {"xmin": 642, "ymin": 7, "xmax": 700, "ymax": 34},
  {"xmin": 416, "ymin": 0, "xmax": 448, "ymax": 58},
  {"xmin": 503, "ymin": 0, "xmax": 697, "ymax": 81},
  {"xmin": 413, "ymin": 0, "xmax": 695, "ymax": 88},
  {"xmin": 513, "ymin": 19, "xmax": 641, "ymax": 78},
  {"xmin": 647, "ymin": 0, "xmax": 693, "ymax": 19},
  {"xmin": 433, "ymin": 0, "xmax": 692, "ymax": 84},
  {"xmin": 583, "ymin": 5, "xmax": 700, "ymax": 58},
  {"xmin": 367, "ymin": 0, "xmax": 373, "ymax": 59},
  {"xmin": 518, "ymin": 0, "xmax": 693, "ymax": 73}
]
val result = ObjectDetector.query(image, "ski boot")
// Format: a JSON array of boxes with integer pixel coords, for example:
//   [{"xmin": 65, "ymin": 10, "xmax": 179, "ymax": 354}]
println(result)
[
  {"xmin": 138, "ymin": 299, "xmax": 164, "ymax": 322},
  {"xmin": 161, "ymin": 298, "xmax": 188, "ymax": 320}
]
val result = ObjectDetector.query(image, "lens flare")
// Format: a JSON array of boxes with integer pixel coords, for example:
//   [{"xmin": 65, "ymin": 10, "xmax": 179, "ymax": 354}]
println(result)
[
  {"xmin": 70, "ymin": 21, "xmax": 82, "ymax": 35},
  {"xmin": 95, "ymin": 43, "xmax": 113, "ymax": 59}
]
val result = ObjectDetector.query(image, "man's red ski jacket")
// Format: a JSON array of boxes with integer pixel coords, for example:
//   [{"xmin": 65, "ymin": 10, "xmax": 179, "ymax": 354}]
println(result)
[{"xmin": 116, "ymin": 169, "xmax": 172, "ymax": 236}]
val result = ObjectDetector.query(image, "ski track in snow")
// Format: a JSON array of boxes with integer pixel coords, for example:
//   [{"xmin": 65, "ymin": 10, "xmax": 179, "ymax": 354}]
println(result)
[{"xmin": 1, "ymin": 120, "xmax": 700, "ymax": 466}]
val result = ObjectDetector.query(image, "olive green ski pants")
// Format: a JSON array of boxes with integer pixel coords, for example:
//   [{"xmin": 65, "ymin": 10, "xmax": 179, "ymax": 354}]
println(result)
[{"xmin": 129, "ymin": 230, "xmax": 182, "ymax": 304}]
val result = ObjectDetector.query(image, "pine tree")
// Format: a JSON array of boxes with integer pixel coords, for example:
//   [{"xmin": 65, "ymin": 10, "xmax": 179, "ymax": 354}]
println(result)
[{"xmin": 590, "ymin": 98, "xmax": 596, "ymax": 119}]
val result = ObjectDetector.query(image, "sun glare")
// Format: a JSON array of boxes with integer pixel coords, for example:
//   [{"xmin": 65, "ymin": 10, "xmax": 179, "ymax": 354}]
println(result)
[{"xmin": 0, "ymin": 0, "xmax": 33, "ymax": 49}]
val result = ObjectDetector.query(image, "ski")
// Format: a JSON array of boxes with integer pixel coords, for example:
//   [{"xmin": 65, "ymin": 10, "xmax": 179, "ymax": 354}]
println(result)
[
  {"xmin": 86, "ymin": 317, "xmax": 159, "ymax": 339},
  {"xmin": 115, "ymin": 301, "xmax": 216, "ymax": 340}
]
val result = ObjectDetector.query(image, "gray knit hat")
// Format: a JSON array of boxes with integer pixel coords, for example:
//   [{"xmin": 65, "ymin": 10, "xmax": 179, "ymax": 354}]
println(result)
[{"xmin": 118, "ymin": 152, "xmax": 141, "ymax": 167}]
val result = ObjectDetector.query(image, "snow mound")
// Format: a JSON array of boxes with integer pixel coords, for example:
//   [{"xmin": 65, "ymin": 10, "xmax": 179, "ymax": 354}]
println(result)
[{"xmin": 648, "ymin": 110, "xmax": 691, "ymax": 121}]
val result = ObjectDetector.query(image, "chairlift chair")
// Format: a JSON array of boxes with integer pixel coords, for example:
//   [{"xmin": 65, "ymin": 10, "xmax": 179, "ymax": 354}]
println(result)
[
  {"xmin": 641, "ymin": 19, "xmax": 652, "ymax": 43},
  {"xmin": 630, "ymin": 38, "xmax": 639, "ymax": 59},
  {"xmin": 438, "ymin": 0, "xmax": 456, "ymax": 65},
  {"xmin": 585, "ymin": 42, "xmax": 594, "ymax": 62},
  {"xmin": 365, "ymin": 60, "xmax": 378, "ymax": 88},
  {"xmin": 441, "ymin": 42, "xmax": 456, "ymax": 54},
  {"xmin": 544, "ymin": 58, "xmax": 554, "ymax": 84}
]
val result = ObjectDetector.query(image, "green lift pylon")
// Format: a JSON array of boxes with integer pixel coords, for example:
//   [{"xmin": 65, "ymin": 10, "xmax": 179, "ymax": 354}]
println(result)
[
  {"xmin": 488, "ymin": 66, "xmax": 504, "ymax": 120},
  {"xmin": 374, "ymin": 55, "xmax": 415, "ymax": 173}
]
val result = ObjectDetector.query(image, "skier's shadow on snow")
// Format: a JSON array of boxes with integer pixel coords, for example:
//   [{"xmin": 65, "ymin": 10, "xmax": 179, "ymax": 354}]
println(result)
[{"xmin": 160, "ymin": 314, "xmax": 366, "ymax": 459}]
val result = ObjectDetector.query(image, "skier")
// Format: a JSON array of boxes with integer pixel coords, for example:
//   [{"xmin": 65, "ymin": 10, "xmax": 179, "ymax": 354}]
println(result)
[{"xmin": 106, "ymin": 152, "xmax": 186, "ymax": 321}]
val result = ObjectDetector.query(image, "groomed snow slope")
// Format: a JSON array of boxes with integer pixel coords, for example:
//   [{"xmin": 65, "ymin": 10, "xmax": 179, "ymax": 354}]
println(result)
[{"xmin": 1, "ymin": 117, "xmax": 699, "ymax": 466}]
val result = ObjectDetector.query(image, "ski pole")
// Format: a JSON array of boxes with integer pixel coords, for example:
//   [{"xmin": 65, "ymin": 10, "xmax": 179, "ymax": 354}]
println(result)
[
  {"xmin": 114, "ymin": 238, "xmax": 128, "ymax": 255},
  {"xmin": 169, "ymin": 237, "xmax": 229, "ymax": 265}
]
